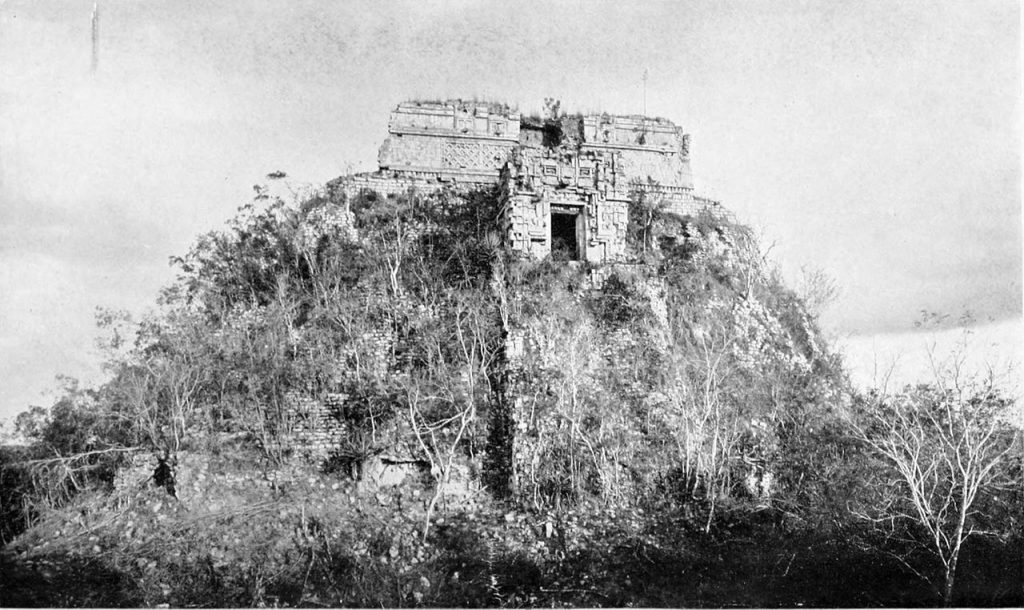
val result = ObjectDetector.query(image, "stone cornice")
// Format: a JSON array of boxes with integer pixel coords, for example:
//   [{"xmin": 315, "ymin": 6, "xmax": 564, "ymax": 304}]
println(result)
[{"xmin": 388, "ymin": 127, "xmax": 520, "ymax": 143}]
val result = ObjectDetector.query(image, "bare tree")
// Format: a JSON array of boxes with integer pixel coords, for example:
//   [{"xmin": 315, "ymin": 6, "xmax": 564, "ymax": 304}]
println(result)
[
  {"xmin": 796, "ymin": 265, "xmax": 839, "ymax": 318},
  {"xmin": 851, "ymin": 353, "xmax": 1018, "ymax": 606},
  {"xmin": 404, "ymin": 377, "xmax": 475, "ymax": 542},
  {"xmin": 656, "ymin": 312, "xmax": 744, "ymax": 532},
  {"xmin": 402, "ymin": 291, "xmax": 498, "ymax": 541},
  {"xmin": 106, "ymin": 308, "xmax": 213, "ymax": 454}
]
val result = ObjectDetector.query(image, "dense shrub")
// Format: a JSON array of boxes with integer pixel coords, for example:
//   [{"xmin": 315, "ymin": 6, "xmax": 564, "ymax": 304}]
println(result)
[{"xmin": 5, "ymin": 182, "xmax": 1019, "ymax": 607}]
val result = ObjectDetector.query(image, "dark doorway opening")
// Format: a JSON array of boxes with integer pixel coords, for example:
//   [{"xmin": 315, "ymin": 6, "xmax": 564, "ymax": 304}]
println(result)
[{"xmin": 551, "ymin": 212, "xmax": 579, "ymax": 261}]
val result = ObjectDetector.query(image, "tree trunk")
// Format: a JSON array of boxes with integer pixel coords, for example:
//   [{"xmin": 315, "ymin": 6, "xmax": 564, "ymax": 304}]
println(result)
[
  {"xmin": 421, "ymin": 469, "xmax": 445, "ymax": 543},
  {"xmin": 942, "ymin": 559, "xmax": 957, "ymax": 607},
  {"xmin": 943, "ymin": 494, "xmax": 970, "ymax": 606},
  {"xmin": 943, "ymin": 539, "xmax": 962, "ymax": 607}
]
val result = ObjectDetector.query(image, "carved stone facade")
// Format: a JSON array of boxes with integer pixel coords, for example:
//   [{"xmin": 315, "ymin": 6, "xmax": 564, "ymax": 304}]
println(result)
[
  {"xmin": 496, "ymin": 110, "xmax": 709, "ymax": 263},
  {"xmin": 378, "ymin": 100, "xmax": 521, "ymax": 183},
  {"xmin": 499, "ymin": 149, "xmax": 630, "ymax": 263},
  {"xmin": 333, "ymin": 99, "xmax": 727, "ymax": 264}
]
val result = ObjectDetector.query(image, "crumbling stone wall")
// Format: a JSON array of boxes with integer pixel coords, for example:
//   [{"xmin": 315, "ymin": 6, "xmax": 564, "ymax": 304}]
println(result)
[
  {"xmin": 634, "ymin": 184, "xmax": 733, "ymax": 222},
  {"xmin": 113, "ymin": 449, "xmax": 340, "ymax": 508},
  {"xmin": 275, "ymin": 320, "xmax": 396, "ymax": 468},
  {"xmin": 284, "ymin": 392, "xmax": 348, "ymax": 463},
  {"xmin": 331, "ymin": 173, "xmax": 447, "ymax": 202},
  {"xmin": 581, "ymin": 114, "xmax": 693, "ymax": 188},
  {"xmin": 615, "ymin": 149, "xmax": 693, "ymax": 188}
]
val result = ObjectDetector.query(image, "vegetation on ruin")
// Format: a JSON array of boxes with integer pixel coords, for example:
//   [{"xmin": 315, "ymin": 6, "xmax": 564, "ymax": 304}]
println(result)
[{"xmin": 2, "ymin": 185, "xmax": 1021, "ymax": 607}]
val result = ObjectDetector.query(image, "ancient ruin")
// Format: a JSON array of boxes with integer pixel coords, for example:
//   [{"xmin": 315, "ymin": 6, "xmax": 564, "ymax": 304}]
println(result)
[
  {"xmin": 337, "ymin": 99, "xmax": 727, "ymax": 264},
  {"xmin": 290, "ymin": 100, "xmax": 734, "ymax": 465}
]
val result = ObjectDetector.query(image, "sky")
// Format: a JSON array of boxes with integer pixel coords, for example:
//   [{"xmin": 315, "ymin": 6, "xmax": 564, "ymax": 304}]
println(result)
[{"xmin": 0, "ymin": 0, "xmax": 1021, "ymax": 419}]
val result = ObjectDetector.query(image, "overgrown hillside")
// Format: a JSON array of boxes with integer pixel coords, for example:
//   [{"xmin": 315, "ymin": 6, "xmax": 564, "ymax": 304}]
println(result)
[{"xmin": 2, "ymin": 184, "xmax": 1020, "ymax": 607}]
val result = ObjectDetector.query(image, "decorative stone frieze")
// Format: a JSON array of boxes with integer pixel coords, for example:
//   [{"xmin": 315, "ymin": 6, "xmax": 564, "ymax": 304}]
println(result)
[{"xmin": 378, "ymin": 101, "xmax": 521, "ymax": 182}]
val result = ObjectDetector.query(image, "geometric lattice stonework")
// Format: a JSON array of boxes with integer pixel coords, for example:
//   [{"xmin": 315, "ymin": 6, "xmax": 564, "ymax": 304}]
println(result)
[{"xmin": 443, "ymin": 141, "xmax": 510, "ymax": 171}]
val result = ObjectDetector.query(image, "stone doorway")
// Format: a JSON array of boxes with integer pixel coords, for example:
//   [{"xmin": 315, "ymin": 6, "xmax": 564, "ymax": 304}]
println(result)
[{"xmin": 550, "ymin": 208, "xmax": 581, "ymax": 261}]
